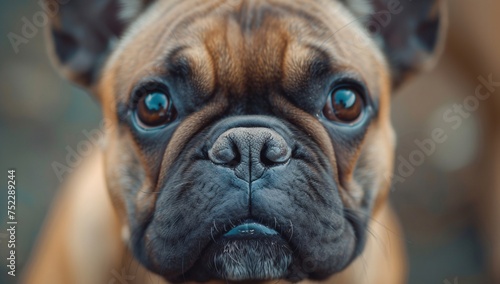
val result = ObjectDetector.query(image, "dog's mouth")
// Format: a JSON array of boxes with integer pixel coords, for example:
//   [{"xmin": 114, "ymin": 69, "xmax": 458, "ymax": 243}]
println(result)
[
  {"xmin": 181, "ymin": 219, "xmax": 294, "ymax": 282},
  {"xmin": 223, "ymin": 221, "xmax": 280, "ymax": 238}
]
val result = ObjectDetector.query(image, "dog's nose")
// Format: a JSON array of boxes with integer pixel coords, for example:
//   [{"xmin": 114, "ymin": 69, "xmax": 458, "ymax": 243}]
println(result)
[{"xmin": 208, "ymin": 127, "xmax": 291, "ymax": 182}]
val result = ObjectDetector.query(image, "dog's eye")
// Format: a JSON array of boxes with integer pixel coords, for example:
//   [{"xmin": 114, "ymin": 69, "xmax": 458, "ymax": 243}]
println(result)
[
  {"xmin": 323, "ymin": 87, "xmax": 364, "ymax": 123},
  {"xmin": 136, "ymin": 91, "xmax": 177, "ymax": 127}
]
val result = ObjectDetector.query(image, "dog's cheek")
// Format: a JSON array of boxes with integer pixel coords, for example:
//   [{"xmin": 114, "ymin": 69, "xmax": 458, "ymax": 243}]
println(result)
[
  {"xmin": 102, "ymin": 132, "xmax": 129, "ymax": 222},
  {"xmin": 370, "ymin": 119, "xmax": 396, "ymax": 214},
  {"xmin": 103, "ymin": 128, "xmax": 156, "ymax": 228},
  {"xmin": 352, "ymin": 119, "xmax": 396, "ymax": 214}
]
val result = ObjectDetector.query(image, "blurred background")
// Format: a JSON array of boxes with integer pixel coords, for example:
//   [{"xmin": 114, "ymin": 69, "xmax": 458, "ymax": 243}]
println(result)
[{"xmin": 0, "ymin": 0, "xmax": 499, "ymax": 283}]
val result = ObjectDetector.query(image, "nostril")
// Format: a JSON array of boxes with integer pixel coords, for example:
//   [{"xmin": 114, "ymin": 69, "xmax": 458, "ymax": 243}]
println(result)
[
  {"xmin": 261, "ymin": 144, "xmax": 291, "ymax": 166},
  {"xmin": 225, "ymin": 149, "xmax": 241, "ymax": 168},
  {"xmin": 208, "ymin": 142, "xmax": 240, "ymax": 167}
]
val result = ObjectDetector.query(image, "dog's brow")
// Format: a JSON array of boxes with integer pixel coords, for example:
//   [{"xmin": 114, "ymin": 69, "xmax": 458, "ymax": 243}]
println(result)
[
  {"xmin": 304, "ymin": 44, "xmax": 335, "ymax": 78},
  {"xmin": 165, "ymin": 45, "xmax": 191, "ymax": 76},
  {"xmin": 283, "ymin": 43, "xmax": 335, "ymax": 91}
]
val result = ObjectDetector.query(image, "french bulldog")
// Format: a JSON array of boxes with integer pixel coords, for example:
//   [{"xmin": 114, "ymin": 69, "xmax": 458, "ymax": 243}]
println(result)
[{"xmin": 25, "ymin": 0, "xmax": 446, "ymax": 283}]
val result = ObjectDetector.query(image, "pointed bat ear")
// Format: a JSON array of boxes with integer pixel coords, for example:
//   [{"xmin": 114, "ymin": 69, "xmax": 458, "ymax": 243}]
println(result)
[
  {"xmin": 344, "ymin": 0, "xmax": 447, "ymax": 88},
  {"xmin": 44, "ymin": 0, "xmax": 152, "ymax": 89}
]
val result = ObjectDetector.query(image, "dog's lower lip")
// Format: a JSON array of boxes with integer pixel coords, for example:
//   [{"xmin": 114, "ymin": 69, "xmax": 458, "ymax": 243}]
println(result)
[
  {"xmin": 191, "ymin": 221, "xmax": 292, "ymax": 282},
  {"xmin": 223, "ymin": 220, "xmax": 278, "ymax": 238}
]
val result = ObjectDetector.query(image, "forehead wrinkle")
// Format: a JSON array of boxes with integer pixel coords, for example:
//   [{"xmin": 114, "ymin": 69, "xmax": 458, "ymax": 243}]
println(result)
[
  {"xmin": 167, "ymin": 45, "xmax": 217, "ymax": 100},
  {"xmin": 113, "ymin": 59, "xmax": 167, "ymax": 106},
  {"xmin": 246, "ymin": 19, "xmax": 289, "ymax": 90},
  {"xmin": 271, "ymin": 0, "xmax": 383, "ymax": 95},
  {"xmin": 109, "ymin": 0, "xmax": 232, "ymax": 104},
  {"xmin": 152, "ymin": 0, "xmax": 229, "ymax": 48},
  {"xmin": 141, "ymin": 0, "xmax": 224, "ymax": 73},
  {"xmin": 203, "ymin": 15, "xmax": 246, "ymax": 98},
  {"xmin": 282, "ymin": 43, "xmax": 334, "ymax": 90},
  {"xmin": 305, "ymin": 34, "xmax": 386, "ymax": 101},
  {"xmin": 242, "ymin": 3, "xmax": 329, "ymax": 92},
  {"xmin": 206, "ymin": 0, "xmax": 334, "ymax": 98},
  {"xmin": 107, "ymin": 2, "xmax": 185, "ymax": 103},
  {"xmin": 289, "ymin": 0, "xmax": 386, "ymax": 85},
  {"xmin": 187, "ymin": 47, "xmax": 217, "ymax": 99},
  {"xmin": 268, "ymin": 0, "xmax": 333, "ymax": 30}
]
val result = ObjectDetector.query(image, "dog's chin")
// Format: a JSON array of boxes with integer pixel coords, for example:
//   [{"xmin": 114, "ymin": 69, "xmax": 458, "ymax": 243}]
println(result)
[
  {"xmin": 179, "ymin": 223, "xmax": 293, "ymax": 282},
  {"xmin": 202, "ymin": 236, "xmax": 293, "ymax": 280}
]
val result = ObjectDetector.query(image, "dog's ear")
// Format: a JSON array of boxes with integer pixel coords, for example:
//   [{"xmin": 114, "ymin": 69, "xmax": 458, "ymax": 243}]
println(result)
[
  {"xmin": 347, "ymin": 0, "xmax": 447, "ymax": 87},
  {"xmin": 44, "ymin": 0, "xmax": 152, "ymax": 89}
]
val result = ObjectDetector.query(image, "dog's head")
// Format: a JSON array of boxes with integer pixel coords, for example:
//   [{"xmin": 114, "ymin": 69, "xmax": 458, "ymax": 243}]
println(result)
[{"xmin": 46, "ymin": 0, "xmax": 446, "ymax": 281}]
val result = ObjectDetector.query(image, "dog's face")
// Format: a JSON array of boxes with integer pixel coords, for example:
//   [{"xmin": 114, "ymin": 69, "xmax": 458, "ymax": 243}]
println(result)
[{"xmin": 46, "ymin": 0, "xmax": 445, "ymax": 282}]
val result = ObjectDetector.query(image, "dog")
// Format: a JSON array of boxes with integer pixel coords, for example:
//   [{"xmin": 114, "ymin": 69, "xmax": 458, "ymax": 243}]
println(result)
[{"xmin": 24, "ymin": 0, "xmax": 446, "ymax": 283}]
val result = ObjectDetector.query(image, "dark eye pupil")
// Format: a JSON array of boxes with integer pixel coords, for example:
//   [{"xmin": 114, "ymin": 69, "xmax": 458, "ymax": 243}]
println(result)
[{"xmin": 137, "ymin": 92, "xmax": 177, "ymax": 127}]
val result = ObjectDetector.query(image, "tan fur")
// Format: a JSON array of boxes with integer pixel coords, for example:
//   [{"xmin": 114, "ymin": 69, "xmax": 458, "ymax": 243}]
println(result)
[{"xmin": 23, "ymin": 151, "xmax": 123, "ymax": 284}]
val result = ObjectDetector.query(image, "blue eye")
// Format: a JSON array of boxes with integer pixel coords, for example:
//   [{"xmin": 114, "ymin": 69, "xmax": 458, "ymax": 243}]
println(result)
[
  {"xmin": 136, "ymin": 91, "xmax": 177, "ymax": 127},
  {"xmin": 323, "ymin": 87, "xmax": 363, "ymax": 122}
]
